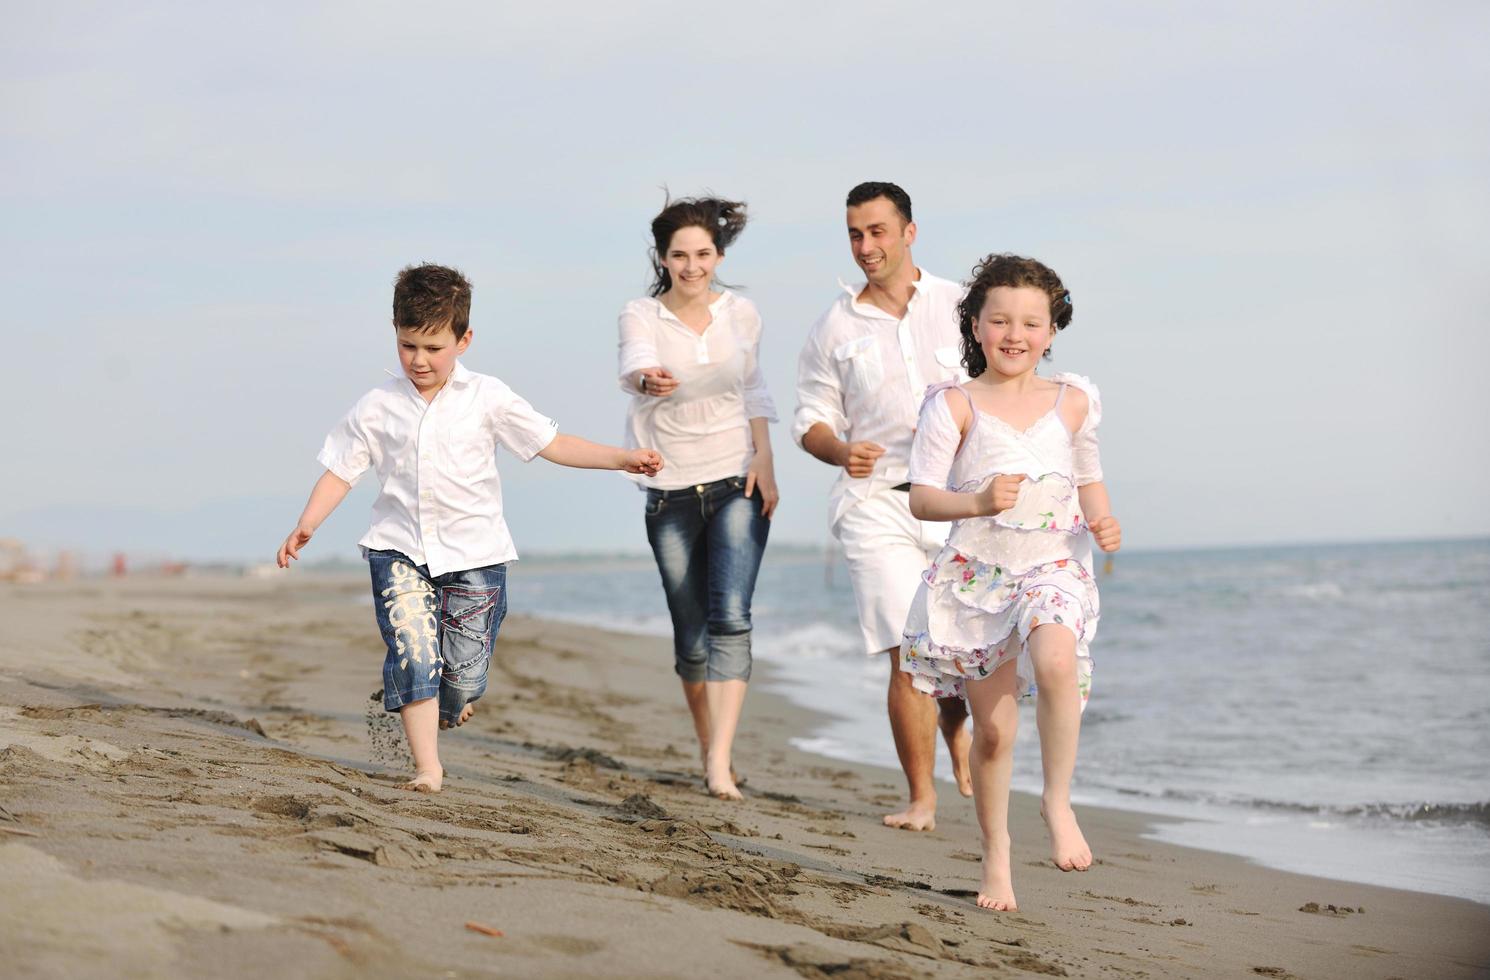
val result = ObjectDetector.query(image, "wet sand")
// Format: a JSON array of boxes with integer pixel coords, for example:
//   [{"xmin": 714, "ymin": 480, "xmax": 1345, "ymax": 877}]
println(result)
[{"xmin": 1, "ymin": 573, "xmax": 1486, "ymax": 979}]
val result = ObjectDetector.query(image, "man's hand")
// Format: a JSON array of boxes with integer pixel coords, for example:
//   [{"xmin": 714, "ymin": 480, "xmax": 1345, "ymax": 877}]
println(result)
[
  {"xmin": 839, "ymin": 440, "xmax": 886, "ymax": 478},
  {"xmin": 623, "ymin": 449, "xmax": 663, "ymax": 476},
  {"xmin": 978, "ymin": 474, "xmax": 1026, "ymax": 516},
  {"xmin": 276, "ymin": 526, "xmax": 315, "ymax": 568},
  {"xmin": 639, "ymin": 367, "xmax": 678, "ymax": 397},
  {"xmin": 1090, "ymin": 515, "xmax": 1122, "ymax": 552}
]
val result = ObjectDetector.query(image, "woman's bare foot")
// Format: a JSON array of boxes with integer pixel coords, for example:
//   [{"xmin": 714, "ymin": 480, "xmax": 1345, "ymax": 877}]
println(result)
[
  {"xmin": 403, "ymin": 769, "xmax": 443, "ymax": 793},
  {"xmin": 883, "ymin": 797, "xmax": 937, "ymax": 831},
  {"xmin": 1041, "ymin": 799, "xmax": 1093, "ymax": 871},
  {"xmin": 706, "ymin": 773, "xmax": 743, "ymax": 801},
  {"xmin": 439, "ymin": 703, "xmax": 476, "ymax": 731},
  {"xmin": 976, "ymin": 832, "xmax": 1017, "ymax": 910},
  {"xmin": 698, "ymin": 745, "xmax": 746, "ymax": 789}
]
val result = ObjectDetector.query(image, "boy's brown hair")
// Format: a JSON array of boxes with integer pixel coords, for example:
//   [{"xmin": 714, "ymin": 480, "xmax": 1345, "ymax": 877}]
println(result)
[{"xmin": 393, "ymin": 264, "xmax": 472, "ymax": 339}]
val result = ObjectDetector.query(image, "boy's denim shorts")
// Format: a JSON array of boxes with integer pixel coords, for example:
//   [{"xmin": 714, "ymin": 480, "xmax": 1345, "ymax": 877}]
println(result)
[{"xmin": 367, "ymin": 549, "xmax": 507, "ymax": 726}]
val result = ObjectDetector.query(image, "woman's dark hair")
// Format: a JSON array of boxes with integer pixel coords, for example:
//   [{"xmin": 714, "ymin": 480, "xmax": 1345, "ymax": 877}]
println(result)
[
  {"xmin": 648, "ymin": 195, "xmax": 748, "ymax": 297},
  {"xmin": 957, "ymin": 253, "xmax": 1073, "ymax": 378}
]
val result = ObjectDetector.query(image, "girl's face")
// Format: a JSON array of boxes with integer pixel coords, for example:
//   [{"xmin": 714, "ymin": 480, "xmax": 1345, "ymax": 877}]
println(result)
[
  {"xmin": 973, "ymin": 286, "xmax": 1055, "ymax": 378},
  {"xmin": 662, "ymin": 225, "xmax": 722, "ymax": 298}
]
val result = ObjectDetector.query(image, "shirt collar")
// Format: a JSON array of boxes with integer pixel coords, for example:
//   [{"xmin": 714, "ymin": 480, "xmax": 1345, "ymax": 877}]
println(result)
[
  {"xmin": 838, "ymin": 268, "xmax": 927, "ymax": 319},
  {"xmin": 654, "ymin": 289, "xmax": 732, "ymax": 324},
  {"xmin": 382, "ymin": 359, "xmax": 474, "ymax": 388}
]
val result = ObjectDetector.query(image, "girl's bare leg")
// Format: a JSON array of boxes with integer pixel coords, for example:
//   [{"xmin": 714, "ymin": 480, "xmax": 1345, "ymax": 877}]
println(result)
[
  {"xmin": 399, "ymin": 697, "xmax": 442, "ymax": 793},
  {"xmin": 963, "ymin": 661, "xmax": 1022, "ymax": 910},
  {"xmin": 682, "ymin": 678, "xmax": 711, "ymax": 768},
  {"xmin": 1029, "ymin": 624, "xmax": 1092, "ymax": 871},
  {"xmin": 705, "ymin": 679, "xmax": 748, "ymax": 800}
]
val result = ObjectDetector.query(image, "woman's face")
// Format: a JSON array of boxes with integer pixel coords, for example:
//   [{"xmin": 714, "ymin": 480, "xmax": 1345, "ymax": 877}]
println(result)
[{"xmin": 661, "ymin": 224, "xmax": 722, "ymax": 298}]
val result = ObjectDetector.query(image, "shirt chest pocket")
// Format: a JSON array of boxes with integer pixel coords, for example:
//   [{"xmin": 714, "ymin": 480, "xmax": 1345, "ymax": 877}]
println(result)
[
  {"xmin": 441, "ymin": 419, "xmax": 497, "ymax": 480},
  {"xmin": 833, "ymin": 335, "xmax": 883, "ymax": 393},
  {"xmin": 934, "ymin": 345, "xmax": 968, "ymax": 381}
]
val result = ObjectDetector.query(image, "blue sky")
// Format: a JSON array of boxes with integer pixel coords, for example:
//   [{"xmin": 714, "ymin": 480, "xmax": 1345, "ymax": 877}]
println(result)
[{"xmin": 3, "ymin": 2, "xmax": 1487, "ymax": 564}]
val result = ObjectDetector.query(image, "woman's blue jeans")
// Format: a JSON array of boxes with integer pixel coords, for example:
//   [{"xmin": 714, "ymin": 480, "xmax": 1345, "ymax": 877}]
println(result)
[{"xmin": 644, "ymin": 476, "xmax": 769, "ymax": 682}]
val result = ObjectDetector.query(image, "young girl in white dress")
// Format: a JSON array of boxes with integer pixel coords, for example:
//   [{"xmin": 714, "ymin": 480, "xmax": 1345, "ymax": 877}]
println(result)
[{"xmin": 900, "ymin": 254, "xmax": 1122, "ymax": 911}]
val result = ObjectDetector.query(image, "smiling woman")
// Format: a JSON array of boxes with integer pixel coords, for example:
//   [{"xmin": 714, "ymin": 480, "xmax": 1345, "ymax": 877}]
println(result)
[{"xmin": 616, "ymin": 194, "xmax": 780, "ymax": 802}]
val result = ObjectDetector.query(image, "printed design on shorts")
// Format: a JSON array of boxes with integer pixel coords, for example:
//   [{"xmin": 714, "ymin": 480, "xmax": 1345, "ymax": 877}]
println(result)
[
  {"xmin": 380, "ymin": 561, "xmax": 441, "ymax": 682},
  {"xmin": 440, "ymin": 585, "xmax": 500, "ymax": 645}
]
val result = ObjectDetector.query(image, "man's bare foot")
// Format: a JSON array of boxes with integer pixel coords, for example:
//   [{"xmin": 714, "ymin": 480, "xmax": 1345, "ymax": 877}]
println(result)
[
  {"xmin": 943, "ymin": 720, "xmax": 974, "ymax": 798},
  {"xmin": 403, "ymin": 769, "xmax": 442, "ymax": 793},
  {"xmin": 977, "ymin": 832, "xmax": 1017, "ymax": 910},
  {"xmin": 1041, "ymin": 800, "xmax": 1093, "ymax": 871},
  {"xmin": 439, "ymin": 703, "xmax": 476, "ymax": 731},
  {"xmin": 883, "ymin": 797, "xmax": 937, "ymax": 831}
]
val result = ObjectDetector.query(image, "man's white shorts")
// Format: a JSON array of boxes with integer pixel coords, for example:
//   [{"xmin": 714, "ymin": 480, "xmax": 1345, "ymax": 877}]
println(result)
[{"xmin": 834, "ymin": 488, "xmax": 947, "ymax": 655}]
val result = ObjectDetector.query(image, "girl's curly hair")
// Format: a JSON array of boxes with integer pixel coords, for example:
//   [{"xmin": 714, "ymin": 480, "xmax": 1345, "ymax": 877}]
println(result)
[
  {"xmin": 957, "ymin": 253, "xmax": 1073, "ymax": 378},
  {"xmin": 648, "ymin": 194, "xmax": 748, "ymax": 297}
]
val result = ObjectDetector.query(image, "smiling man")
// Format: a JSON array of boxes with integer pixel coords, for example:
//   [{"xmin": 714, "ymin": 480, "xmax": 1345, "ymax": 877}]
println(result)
[{"xmin": 794, "ymin": 182, "xmax": 973, "ymax": 831}]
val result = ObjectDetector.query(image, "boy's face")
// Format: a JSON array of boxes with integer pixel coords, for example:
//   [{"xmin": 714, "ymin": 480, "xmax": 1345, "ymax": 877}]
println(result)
[{"xmin": 396, "ymin": 324, "xmax": 470, "ymax": 394}]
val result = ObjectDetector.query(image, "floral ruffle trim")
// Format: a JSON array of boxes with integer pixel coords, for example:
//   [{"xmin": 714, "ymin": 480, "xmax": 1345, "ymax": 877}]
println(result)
[{"xmin": 949, "ymin": 472, "xmax": 1086, "ymax": 536}]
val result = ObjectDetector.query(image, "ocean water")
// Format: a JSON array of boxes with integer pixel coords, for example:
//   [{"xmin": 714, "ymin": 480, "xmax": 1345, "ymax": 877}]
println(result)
[{"xmin": 511, "ymin": 537, "xmax": 1490, "ymax": 905}]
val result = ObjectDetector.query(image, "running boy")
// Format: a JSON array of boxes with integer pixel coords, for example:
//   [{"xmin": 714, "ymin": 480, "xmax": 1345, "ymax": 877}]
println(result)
[{"xmin": 275, "ymin": 264, "xmax": 662, "ymax": 792}]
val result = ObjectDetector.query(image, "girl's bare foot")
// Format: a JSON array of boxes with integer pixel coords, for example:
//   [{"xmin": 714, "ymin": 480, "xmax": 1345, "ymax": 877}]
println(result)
[
  {"xmin": 1041, "ymin": 800, "xmax": 1092, "ymax": 871},
  {"xmin": 976, "ymin": 832, "xmax": 1017, "ymax": 910},
  {"xmin": 706, "ymin": 761, "xmax": 743, "ymax": 800},
  {"xmin": 883, "ymin": 797, "xmax": 937, "ymax": 831},
  {"xmin": 439, "ymin": 703, "xmax": 476, "ymax": 730},
  {"xmin": 403, "ymin": 769, "xmax": 442, "ymax": 793}
]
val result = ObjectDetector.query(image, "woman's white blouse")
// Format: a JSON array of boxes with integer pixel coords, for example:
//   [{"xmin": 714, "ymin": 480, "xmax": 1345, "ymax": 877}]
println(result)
[{"xmin": 617, "ymin": 290, "xmax": 777, "ymax": 490}]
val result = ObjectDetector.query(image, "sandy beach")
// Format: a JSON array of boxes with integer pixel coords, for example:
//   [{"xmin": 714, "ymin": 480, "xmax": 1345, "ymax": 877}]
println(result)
[{"xmin": 1, "ymin": 573, "xmax": 1485, "ymax": 979}]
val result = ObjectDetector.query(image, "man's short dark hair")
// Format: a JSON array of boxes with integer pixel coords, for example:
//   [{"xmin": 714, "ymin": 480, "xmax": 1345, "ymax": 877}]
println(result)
[
  {"xmin": 846, "ymin": 181, "xmax": 912, "ymax": 225},
  {"xmin": 392, "ymin": 264, "xmax": 472, "ymax": 339}
]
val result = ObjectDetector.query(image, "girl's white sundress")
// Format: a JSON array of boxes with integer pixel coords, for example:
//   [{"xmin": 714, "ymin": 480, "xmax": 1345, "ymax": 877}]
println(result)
[{"xmin": 900, "ymin": 373, "xmax": 1104, "ymax": 707}]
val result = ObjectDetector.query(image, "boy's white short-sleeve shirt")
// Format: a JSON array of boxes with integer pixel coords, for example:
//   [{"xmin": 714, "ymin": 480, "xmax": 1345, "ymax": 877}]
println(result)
[{"xmin": 317, "ymin": 361, "xmax": 557, "ymax": 577}]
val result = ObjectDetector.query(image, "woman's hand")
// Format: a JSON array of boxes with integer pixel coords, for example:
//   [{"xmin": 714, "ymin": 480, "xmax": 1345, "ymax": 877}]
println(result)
[
  {"xmin": 977, "ymin": 474, "xmax": 1026, "ymax": 516},
  {"xmin": 639, "ymin": 367, "xmax": 678, "ymax": 397},
  {"xmin": 745, "ymin": 451, "xmax": 780, "ymax": 519}
]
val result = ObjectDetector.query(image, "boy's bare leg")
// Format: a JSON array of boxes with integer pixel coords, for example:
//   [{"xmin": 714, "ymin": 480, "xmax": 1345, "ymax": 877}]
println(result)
[
  {"xmin": 965, "ymin": 662, "xmax": 1021, "ymax": 910},
  {"xmin": 1029, "ymin": 625, "xmax": 1092, "ymax": 871},
  {"xmin": 399, "ymin": 697, "xmax": 443, "ymax": 793},
  {"xmin": 937, "ymin": 695, "xmax": 974, "ymax": 797},
  {"xmin": 884, "ymin": 648, "xmax": 938, "ymax": 830},
  {"xmin": 704, "ymin": 679, "xmax": 748, "ymax": 800}
]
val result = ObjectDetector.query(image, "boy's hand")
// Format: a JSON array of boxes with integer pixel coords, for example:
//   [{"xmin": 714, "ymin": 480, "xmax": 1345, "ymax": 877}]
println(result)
[
  {"xmin": 277, "ymin": 526, "xmax": 315, "ymax": 568},
  {"xmin": 979, "ymin": 474, "xmax": 1026, "ymax": 516},
  {"xmin": 838, "ymin": 440, "xmax": 885, "ymax": 478},
  {"xmin": 1090, "ymin": 515, "xmax": 1122, "ymax": 552},
  {"xmin": 623, "ymin": 449, "xmax": 663, "ymax": 476}
]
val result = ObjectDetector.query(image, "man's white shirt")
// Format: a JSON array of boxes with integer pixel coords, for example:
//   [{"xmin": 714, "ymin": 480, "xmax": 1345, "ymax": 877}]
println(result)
[
  {"xmin": 793, "ymin": 269, "xmax": 967, "ymax": 529},
  {"xmin": 317, "ymin": 361, "xmax": 558, "ymax": 577}
]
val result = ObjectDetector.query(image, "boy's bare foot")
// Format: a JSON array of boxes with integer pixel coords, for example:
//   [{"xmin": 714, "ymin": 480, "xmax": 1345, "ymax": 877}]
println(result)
[
  {"xmin": 883, "ymin": 797, "xmax": 937, "ymax": 831},
  {"xmin": 1041, "ymin": 800, "xmax": 1093, "ymax": 871},
  {"xmin": 977, "ymin": 832, "xmax": 1017, "ymax": 910},
  {"xmin": 438, "ymin": 703, "xmax": 476, "ymax": 730},
  {"xmin": 403, "ymin": 769, "xmax": 443, "ymax": 793}
]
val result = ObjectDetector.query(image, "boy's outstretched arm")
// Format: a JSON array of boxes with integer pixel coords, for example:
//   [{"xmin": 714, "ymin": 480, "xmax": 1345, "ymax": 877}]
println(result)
[
  {"xmin": 1078, "ymin": 482, "xmax": 1121, "ymax": 552},
  {"xmin": 276, "ymin": 470, "xmax": 352, "ymax": 567},
  {"xmin": 538, "ymin": 433, "xmax": 663, "ymax": 476}
]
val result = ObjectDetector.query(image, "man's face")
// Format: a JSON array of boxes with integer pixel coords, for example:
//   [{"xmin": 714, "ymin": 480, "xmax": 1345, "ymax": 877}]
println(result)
[
  {"xmin": 396, "ymin": 324, "xmax": 470, "ymax": 394},
  {"xmin": 846, "ymin": 196, "xmax": 916, "ymax": 284}
]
